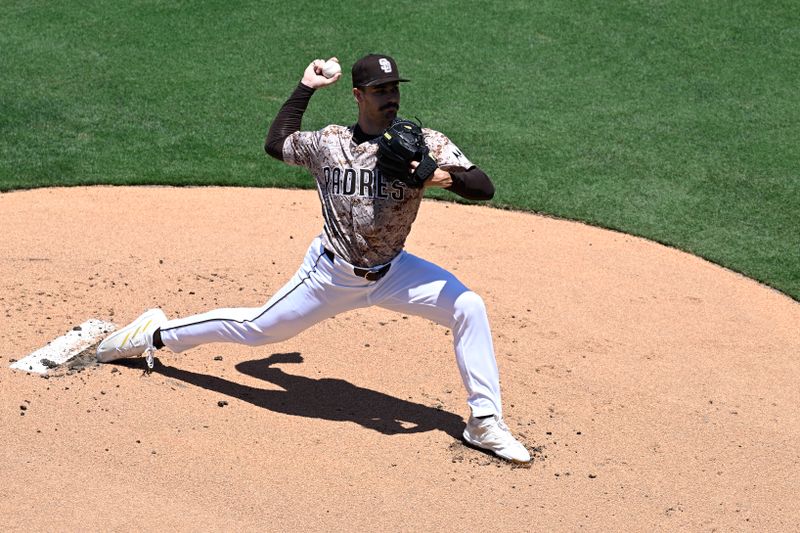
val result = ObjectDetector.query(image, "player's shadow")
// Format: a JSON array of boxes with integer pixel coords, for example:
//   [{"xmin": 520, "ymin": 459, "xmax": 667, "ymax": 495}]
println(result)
[{"xmin": 152, "ymin": 352, "xmax": 465, "ymax": 439}]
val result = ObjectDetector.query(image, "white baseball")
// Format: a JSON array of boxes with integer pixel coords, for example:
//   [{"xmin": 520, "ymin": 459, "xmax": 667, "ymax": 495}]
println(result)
[{"xmin": 322, "ymin": 59, "xmax": 341, "ymax": 79}]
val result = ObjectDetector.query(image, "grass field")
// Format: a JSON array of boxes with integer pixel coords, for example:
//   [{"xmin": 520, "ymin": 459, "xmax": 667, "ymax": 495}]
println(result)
[{"xmin": 1, "ymin": 0, "xmax": 798, "ymax": 300}]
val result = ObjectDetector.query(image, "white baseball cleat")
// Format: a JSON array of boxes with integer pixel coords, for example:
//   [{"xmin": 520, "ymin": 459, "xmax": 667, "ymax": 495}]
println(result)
[
  {"xmin": 462, "ymin": 415, "xmax": 532, "ymax": 463},
  {"xmin": 96, "ymin": 308, "xmax": 167, "ymax": 368}
]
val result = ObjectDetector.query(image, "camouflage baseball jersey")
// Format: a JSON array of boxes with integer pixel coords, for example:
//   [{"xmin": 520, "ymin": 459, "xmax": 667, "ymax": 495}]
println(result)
[{"xmin": 282, "ymin": 125, "xmax": 474, "ymax": 268}]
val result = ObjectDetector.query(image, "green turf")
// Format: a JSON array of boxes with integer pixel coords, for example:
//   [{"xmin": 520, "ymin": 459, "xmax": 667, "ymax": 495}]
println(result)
[{"xmin": 1, "ymin": 1, "xmax": 798, "ymax": 300}]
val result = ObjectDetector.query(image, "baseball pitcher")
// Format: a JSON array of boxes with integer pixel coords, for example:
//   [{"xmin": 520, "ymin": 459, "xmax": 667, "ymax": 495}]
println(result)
[{"xmin": 96, "ymin": 54, "xmax": 530, "ymax": 463}]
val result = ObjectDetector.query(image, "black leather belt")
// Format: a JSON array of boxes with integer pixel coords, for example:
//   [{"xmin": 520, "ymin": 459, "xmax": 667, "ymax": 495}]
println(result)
[{"xmin": 323, "ymin": 248, "xmax": 391, "ymax": 281}]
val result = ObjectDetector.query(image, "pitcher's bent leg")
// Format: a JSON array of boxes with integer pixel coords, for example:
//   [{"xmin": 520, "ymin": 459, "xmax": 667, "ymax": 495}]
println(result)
[{"xmin": 374, "ymin": 253, "xmax": 502, "ymax": 417}]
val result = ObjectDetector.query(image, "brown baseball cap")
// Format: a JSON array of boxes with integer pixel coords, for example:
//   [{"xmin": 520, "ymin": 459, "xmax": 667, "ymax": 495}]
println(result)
[{"xmin": 351, "ymin": 54, "xmax": 410, "ymax": 87}]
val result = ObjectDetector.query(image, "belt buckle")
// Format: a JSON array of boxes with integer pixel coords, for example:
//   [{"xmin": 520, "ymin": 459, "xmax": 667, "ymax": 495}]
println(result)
[{"xmin": 357, "ymin": 263, "xmax": 390, "ymax": 281}]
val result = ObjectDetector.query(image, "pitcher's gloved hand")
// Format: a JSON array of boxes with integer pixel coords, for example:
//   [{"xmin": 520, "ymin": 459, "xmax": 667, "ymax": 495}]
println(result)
[{"xmin": 376, "ymin": 118, "xmax": 438, "ymax": 188}]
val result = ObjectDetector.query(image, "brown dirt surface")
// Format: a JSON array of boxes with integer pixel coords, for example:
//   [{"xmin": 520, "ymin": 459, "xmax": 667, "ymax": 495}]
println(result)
[{"xmin": 2, "ymin": 186, "xmax": 799, "ymax": 532}]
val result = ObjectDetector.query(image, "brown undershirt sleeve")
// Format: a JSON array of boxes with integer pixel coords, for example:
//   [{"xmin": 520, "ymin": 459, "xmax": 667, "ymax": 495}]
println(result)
[
  {"xmin": 446, "ymin": 167, "xmax": 495, "ymax": 201},
  {"xmin": 265, "ymin": 82, "xmax": 316, "ymax": 161}
]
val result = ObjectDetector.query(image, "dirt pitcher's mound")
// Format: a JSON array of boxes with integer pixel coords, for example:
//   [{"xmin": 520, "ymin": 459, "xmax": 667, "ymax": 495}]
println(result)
[{"xmin": 1, "ymin": 186, "xmax": 798, "ymax": 532}]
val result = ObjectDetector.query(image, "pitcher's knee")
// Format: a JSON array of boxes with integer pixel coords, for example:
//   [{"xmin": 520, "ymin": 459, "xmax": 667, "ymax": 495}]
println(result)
[{"xmin": 453, "ymin": 291, "xmax": 487, "ymax": 322}]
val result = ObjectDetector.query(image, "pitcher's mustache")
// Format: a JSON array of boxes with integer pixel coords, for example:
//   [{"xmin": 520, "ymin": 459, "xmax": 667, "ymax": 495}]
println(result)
[{"xmin": 381, "ymin": 103, "xmax": 399, "ymax": 111}]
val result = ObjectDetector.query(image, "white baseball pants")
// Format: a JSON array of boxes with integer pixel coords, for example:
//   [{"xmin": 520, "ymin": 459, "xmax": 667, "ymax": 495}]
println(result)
[{"xmin": 159, "ymin": 236, "xmax": 502, "ymax": 417}]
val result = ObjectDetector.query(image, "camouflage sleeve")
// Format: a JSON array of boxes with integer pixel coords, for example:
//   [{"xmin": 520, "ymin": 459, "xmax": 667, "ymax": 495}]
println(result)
[
  {"xmin": 282, "ymin": 130, "xmax": 322, "ymax": 168},
  {"xmin": 423, "ymin": 129, "xmax": 475, "ymax": 171},
  {"xmin": 422, "ymin": 128, "xmax": 494, "ymax": 200}
]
